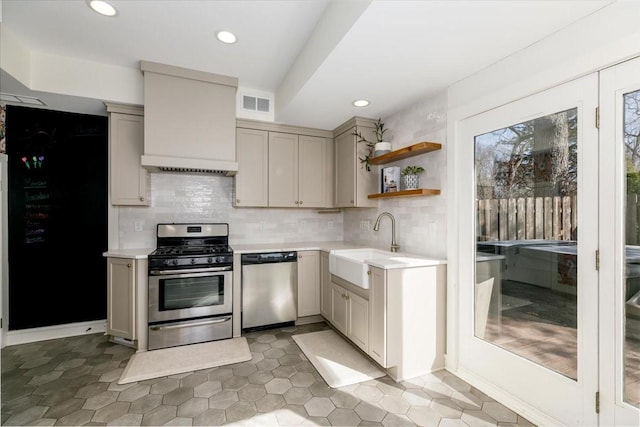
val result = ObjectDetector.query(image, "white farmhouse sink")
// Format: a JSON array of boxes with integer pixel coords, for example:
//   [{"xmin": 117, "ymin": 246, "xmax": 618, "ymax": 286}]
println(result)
[{"xmin": 328, "ymin": 248, "xmax": 445, "ymax": 289}]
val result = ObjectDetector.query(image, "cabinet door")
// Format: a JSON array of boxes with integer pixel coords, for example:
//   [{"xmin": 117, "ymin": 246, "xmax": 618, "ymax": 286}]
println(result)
[
  {"xmin": 297, "ymin": 251, "xmax": 320, "ymax": 317},
  {"xmin": 107, "ymin": 257, "xmax": 136, "ymax": 339},
  {"xmin": 109, "ymin": 111, "xmax": 148, "ymax": 206},
  {"xmin": 268, "ymin": 132, "xmax": 299, "ymax": 207},
  {"xmin": 330, "ymin": 282, "xmax": 348, "ymax": 335},
  {"xmin": 320, "ymin": 252, "xmax": 332, "ymax": 319},
  {"xmin": 348, "ymin": 291, "xmax": 369, "ymax": 353},
  {"xmin": 235, "ymin": 128, "xmax": 268, "ymax": 207},
  {"xmin": 369, "ymin": 266, "xmax": 387, "ymax": 366},
  {"xmin": 298, "ymin": 135, "xmax": 326, "ymax": 208},
  {"xmin": 334, "ymin": 128, "xmax": 356, "ymax": 207}
]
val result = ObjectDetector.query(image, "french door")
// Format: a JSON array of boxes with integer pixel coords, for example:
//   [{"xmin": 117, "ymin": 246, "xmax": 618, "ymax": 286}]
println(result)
[
  {"xmin": 458, "ymin": 73, "xmax": 599, "ymax": 425},
  {"xmin": 599, "ymin": 56, "xmax": 640, "ymax": 426}
]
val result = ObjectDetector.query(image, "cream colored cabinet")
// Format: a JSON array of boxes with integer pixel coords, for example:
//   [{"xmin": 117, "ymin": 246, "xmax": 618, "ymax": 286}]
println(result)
[
  {"xmin": 347, "ymin": 291, "xmax": 369, "ymax": 353},
  {"xmin": 320, "ymin": 252, "xmax": 332, "ymax": 319},
  {"xmin": 105, "ymin": 103, "xmax": 148, "ymax": 206},
  {"xmin": 330, "ymin": 281, "xmax": 349, "ymax": 335},
  {"xmin": 329, "ymin": 280, "xmax": 369, "ymax": 353},
  {"xmin": 269, "ymin": 132, "xmax": 331, "ymax": 208},
  {"xmin": 268, "ymin": 132, "xmax": 299, "ymax": 207},
  {"xmin": 369, "ymin": 266, "xmax": 387, "ymax": 366},
  {"xmin": 333, "ymin": 117, "xmax": 377, "ymax": 208},
  {"xmin": 235, "ymin": 128, "xmax": 268, "ymax": 207},
  {"xmin": 368, "ymin": 264, "xmax": 446, "ymax": 381},
  {"xmin": 297, "ymin": 251, "xmax": 320, "ymax": 317},
  {"xmin": 106, "ymin": 256, "xmax": 148, "ymax": 349}
]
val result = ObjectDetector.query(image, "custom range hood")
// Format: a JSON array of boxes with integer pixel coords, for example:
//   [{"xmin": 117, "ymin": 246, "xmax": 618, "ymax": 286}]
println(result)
[{"xmin": 140, "ymin": 60, "xmax": 239, "ymax": 176}]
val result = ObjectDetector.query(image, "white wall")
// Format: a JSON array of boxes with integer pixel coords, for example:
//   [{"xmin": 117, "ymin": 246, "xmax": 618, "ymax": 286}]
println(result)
[{"xmin": 344, "ymin": 92, "xmax": 448, "ymax": 259}]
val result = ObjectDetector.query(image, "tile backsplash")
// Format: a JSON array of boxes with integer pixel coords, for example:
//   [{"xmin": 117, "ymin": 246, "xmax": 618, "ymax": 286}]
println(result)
[{"xmin": 116, "ymin": 172, "xmax": 343, "ymax": 249}]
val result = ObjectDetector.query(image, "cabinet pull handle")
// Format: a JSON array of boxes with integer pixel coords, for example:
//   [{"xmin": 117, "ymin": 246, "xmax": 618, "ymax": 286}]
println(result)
[
  {"xmin": 236, "ymin": 199, "xmax": 240, "ymax": 203},
  {"xmin": 299, "ymin": 201, "xmax": 303, "ymax": 205},
  {"xmin": 139, "ymin": 197, "xmax": 144, "ymax": 202},
  {"xmin": 367, "ymin": 270, "xmax": 371, "ymax": 275},
  {"xmin": 127, "ymin": 263, "xmax": 132, "ymax": 268}
]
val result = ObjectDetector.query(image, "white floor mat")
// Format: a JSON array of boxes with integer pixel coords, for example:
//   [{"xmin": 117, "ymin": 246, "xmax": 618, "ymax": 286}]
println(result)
[
  {"xmin": 118, "ymin": 337, "xmax": 251, "ymax": 385},
  {"xmin": 292, "ymin": 329, "xmax": 385, "ymax": 388}
]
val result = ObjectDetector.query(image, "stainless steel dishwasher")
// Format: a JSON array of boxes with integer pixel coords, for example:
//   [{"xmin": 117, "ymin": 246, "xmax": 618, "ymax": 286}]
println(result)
[{"xmin": 241, "ymin": 251, "xmax": 297, "ymax": 331}]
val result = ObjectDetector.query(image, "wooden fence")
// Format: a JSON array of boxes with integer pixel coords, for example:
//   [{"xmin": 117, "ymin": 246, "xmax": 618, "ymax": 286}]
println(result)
[{"xmin": 477, "ymin": 196, "xmax": 577, "ymax": 241}]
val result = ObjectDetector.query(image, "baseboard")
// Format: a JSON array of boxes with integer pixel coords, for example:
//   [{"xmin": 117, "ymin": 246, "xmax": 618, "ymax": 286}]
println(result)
[
  {"xmin": 4, "ymin": 319, "xmax": 107, "ymax": 347},
  {"xmin": 295, "ymin": 315, "xmax": 325, "ymax": 326},
  {"xmin": 450, "ymin": 365, "xmax": 562, "ymax": 427}
]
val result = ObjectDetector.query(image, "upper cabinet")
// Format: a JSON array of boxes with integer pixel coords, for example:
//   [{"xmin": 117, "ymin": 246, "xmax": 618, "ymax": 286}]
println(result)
[
  {"xmin": 235, "ymin": 128, "xmax": 268, "ymax": 207},
  {"xmin": 105, "ymin": 103, "xmax": 149, "ymax": 206},
  {"xmin": 235, "ymin": 120, "xmax": 334, "ymax": 208},
  {"xmin": 269, "ymin": 132, "xmax": 332, "ymax": 208},
  {"xmin": 140, "ymin": 60, "xmax": 238, "ymax": 175},
  {"xmin": 333, "ymin": 117, "xmax": 378, "ymax": 208}
]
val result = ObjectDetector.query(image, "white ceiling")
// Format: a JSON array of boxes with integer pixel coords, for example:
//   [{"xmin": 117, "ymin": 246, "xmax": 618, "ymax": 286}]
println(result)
[{"xmin": 0, "ymin": 0, "xmax": 615, "ymax": 130}]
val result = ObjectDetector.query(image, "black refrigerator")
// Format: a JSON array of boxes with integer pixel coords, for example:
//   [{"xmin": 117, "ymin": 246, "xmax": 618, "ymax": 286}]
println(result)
[{"xmin": 6, "ymin": 105, "xmax": 108, "ymax": 330}]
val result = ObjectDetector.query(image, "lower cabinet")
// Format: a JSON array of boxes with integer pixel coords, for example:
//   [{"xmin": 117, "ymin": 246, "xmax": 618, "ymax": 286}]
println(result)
[
  {"xmin": 369, "ymin": 264, "xmax": 447, "ymax": 381},
  {"xmin": 369, "ymin": 266, "xmax": 387, "ymax": 366},
  {"xmin": 328, "ymin": 280, "xmax": 369, "ymax": 353},
  {"xmin": 297, "ymin": 251, "xmax": 320, "ymax": 317},
  {"xmin": 320, "ymin": 252, "xmax": 332, "ymax": 319},
  {"xmin": 320, "ymin": 259, "xmax": 447, "ymax": 382},
  {"xmin": 106, "ymin": 256, "xmax": 148, "ymax": 348}
]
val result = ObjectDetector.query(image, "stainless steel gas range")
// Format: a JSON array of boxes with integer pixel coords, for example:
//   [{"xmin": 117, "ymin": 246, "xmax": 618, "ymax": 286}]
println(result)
[{"xmin": 147, "ymin": 223, "xmax": 233, "ymax": 350}]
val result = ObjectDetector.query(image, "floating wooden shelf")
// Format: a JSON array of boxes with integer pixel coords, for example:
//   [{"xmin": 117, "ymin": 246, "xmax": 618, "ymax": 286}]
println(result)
[
  {"xmin": 369, "ymin": 141, "xmax": 441, "ymax": 165},
  {"xmin": 368, "ymin": 188, "xmax": 441, "ymax": 199}
]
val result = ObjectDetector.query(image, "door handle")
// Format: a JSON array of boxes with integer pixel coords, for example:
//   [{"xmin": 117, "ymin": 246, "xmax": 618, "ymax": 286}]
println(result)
[{"xmin": 149, "ymin": 316, "xmax": 231, "ymax": 331}]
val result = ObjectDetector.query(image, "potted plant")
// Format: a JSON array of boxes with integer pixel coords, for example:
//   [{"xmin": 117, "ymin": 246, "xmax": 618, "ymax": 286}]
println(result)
[
  {"xmin": 401, "ymin": 165, "xmax": 425, "ymax": 189},
  {"xmin": 352, "ymin": 118, "xmax": 390, "ymax": 171}
]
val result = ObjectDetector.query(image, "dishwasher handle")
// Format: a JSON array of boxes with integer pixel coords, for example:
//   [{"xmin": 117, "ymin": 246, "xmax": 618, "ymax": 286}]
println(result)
[{"xmin": 241, "ymin": 251, "xmax": 297, "ymax": 264}]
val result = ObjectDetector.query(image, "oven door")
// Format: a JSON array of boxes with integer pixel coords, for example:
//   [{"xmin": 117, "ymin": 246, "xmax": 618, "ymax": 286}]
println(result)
[{"xmin": 148, "ymin": 267, "xmax": 232, "ymax": 323}]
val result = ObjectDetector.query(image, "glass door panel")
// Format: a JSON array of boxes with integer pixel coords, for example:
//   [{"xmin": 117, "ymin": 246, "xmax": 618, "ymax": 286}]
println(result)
[
  {"xmin": 623, "ymin": 88, "xmax": 640, "ymax": 407},
  {"xmin": 475, "ymin": 108, "xmax": 578, "ymax": 379},
  {"xmin": 458, "ymin": 73, "xmax": 598, "ymax": 426},
  {"xmin": 599, "ymin": 56, "xmax": 640, "ymax": 425}
]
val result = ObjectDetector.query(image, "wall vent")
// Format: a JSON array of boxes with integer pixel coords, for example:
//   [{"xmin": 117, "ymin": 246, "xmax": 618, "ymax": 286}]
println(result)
[{"xmin": 242, "ymin": 95, "xmax": 271, "ymax": 113}]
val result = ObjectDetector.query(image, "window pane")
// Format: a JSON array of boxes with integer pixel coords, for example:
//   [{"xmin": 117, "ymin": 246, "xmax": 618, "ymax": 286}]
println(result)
[
  {"xmin": 475, "ymin": 108, "xmax": 578, "ymax": 380},
  {"xmin": 624, "ymin": 89, "xmax": 640, "ymax": 407}
]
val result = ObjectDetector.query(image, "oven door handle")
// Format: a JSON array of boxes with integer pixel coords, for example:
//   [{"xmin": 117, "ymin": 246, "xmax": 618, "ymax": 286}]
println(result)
[
  {"xmin": 149, "ymin": 266, "xmax": 232, "ymax": 275},
  {"xmin": 149, "ymin": 316, "xmax": 232, "ymax": 331}
]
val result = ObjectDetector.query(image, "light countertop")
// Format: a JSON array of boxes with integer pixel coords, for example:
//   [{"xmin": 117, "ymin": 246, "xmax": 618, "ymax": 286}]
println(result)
[
  {"xmin": 101, "ymin": 242, "xmax": 364, "ymax": 259},
  {"xmin": 102, "ymin": 248, "xmax": 155, "ymax": 259},
  {"xmin": 231, "ymin": 241, "xmax": 366, "ymax": 254}
]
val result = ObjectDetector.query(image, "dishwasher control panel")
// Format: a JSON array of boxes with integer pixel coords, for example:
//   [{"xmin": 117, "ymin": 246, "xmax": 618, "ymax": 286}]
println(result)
[{"xmin": 241, "ymin": 252, "xmax": 297, "ymax": 264}]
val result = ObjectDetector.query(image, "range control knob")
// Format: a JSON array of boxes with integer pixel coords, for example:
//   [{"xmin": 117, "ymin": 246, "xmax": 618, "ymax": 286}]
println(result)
[
  {"xmin": 171, "ymin": 259, "xmax": 179, "ymax": 266},
  {"xmin": 207, "ymin": 257, "xmax": 214, "ymax": 264},
  {"xmin": 190, "ymin": 258, "xmax": 196, "ymax": 265}
]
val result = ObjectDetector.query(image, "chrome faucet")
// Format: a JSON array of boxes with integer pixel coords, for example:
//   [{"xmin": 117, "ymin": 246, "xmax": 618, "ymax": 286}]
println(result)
[{"xmin": 373, "ymin": 212, "xmax": 400, "ymax": 253}]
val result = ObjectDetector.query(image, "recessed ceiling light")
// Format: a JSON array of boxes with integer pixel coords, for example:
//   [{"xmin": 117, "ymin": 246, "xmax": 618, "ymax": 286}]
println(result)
[
  {"xmin": 216, "ymin": 30, "xmax": 237, "ymax": 44},
  {"xmin": 87, "ymin": 0, "xmax": 117, "ymax": 17},
  {"xmin": 353, "ymin": 99, "xmax": 369, "ymax": 107}
]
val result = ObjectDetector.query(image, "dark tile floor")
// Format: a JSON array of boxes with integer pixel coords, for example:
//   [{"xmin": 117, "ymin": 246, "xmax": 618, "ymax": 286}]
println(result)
[{"xmin": 1, "ymin": 322, "xmax": 535, "ymax": 426}]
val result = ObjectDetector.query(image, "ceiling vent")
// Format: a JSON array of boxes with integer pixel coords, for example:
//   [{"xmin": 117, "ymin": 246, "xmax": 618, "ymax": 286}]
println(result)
[
  {"xmin": 242, "ymin": 94, "xmax": 271, "ymax": 113},
  {"xmin": 0, "ymin": 93, "xmax": 46, "ymax": 106}
]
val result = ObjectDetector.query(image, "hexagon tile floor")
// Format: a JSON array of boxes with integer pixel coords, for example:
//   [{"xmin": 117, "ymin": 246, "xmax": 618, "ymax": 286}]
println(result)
[{"xmin": 1, "ymin": 322, "xmax": 535, "ymax": 426}]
